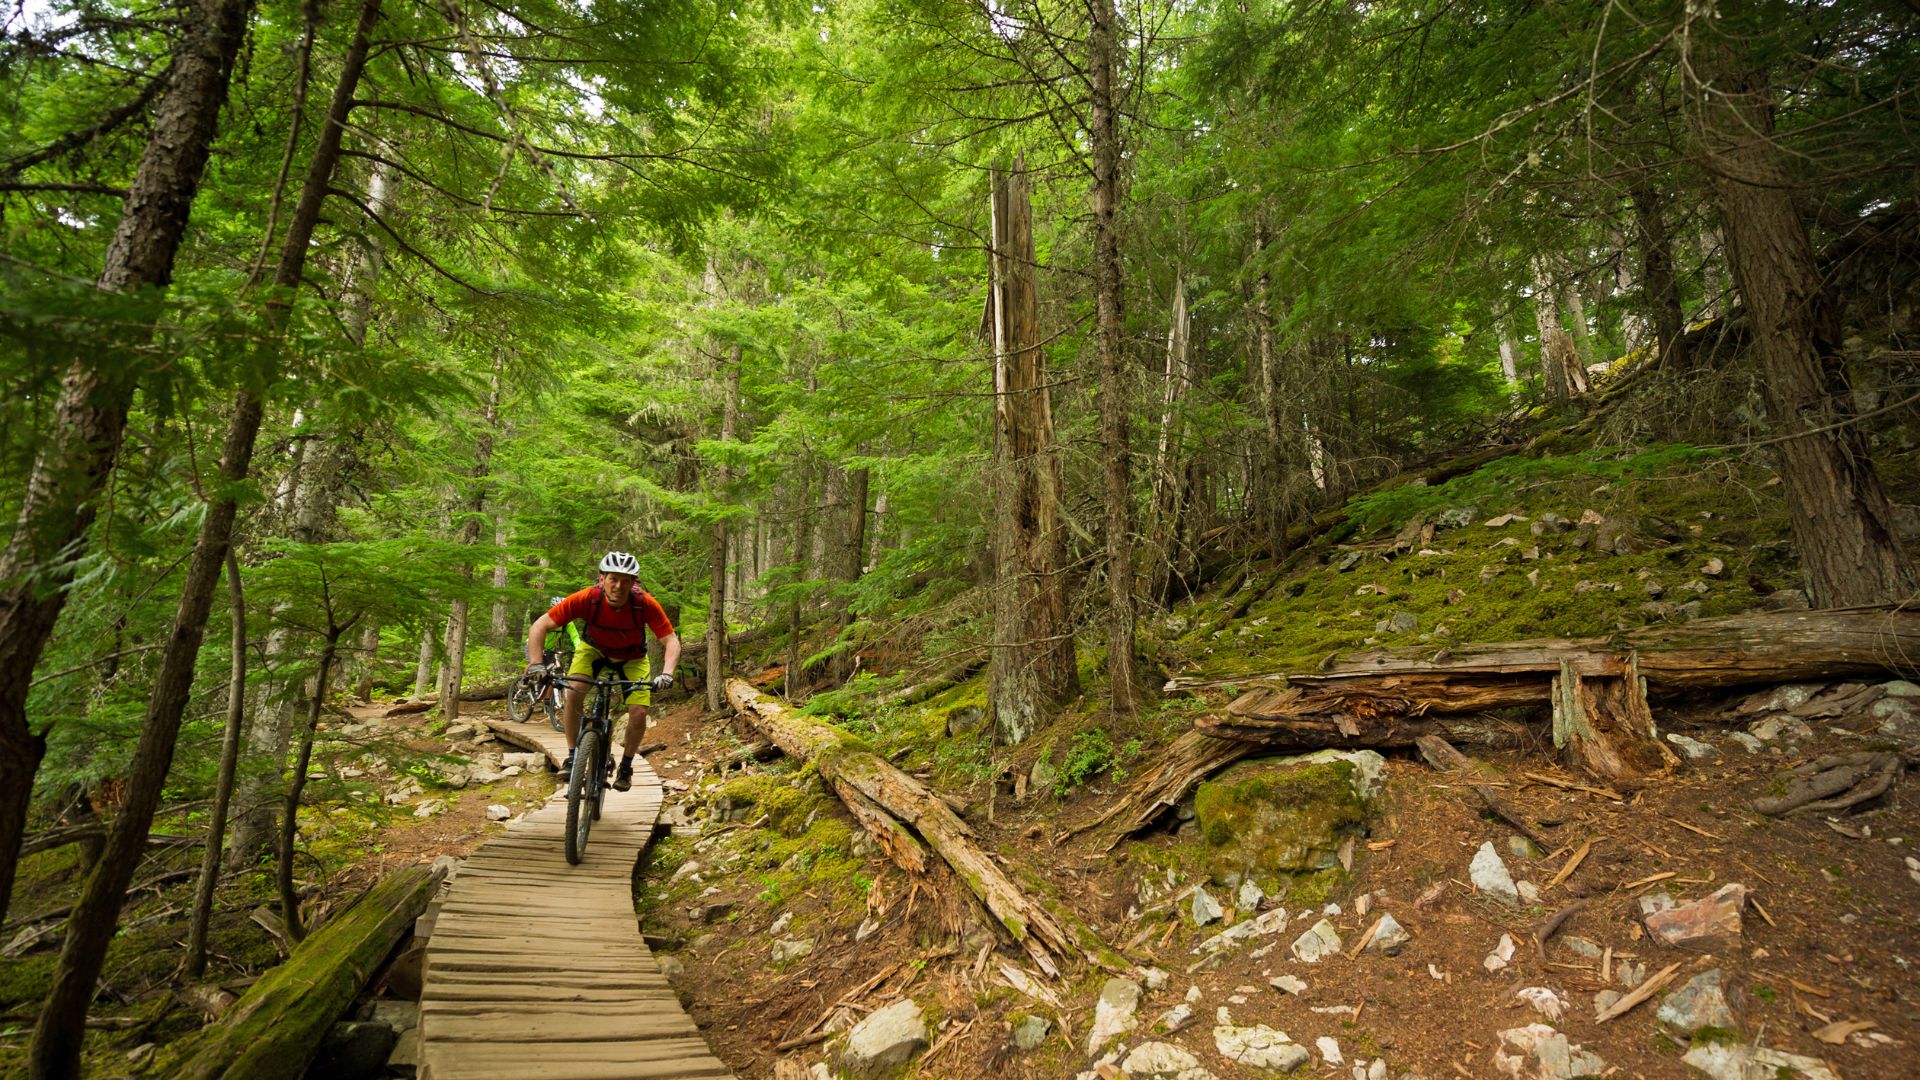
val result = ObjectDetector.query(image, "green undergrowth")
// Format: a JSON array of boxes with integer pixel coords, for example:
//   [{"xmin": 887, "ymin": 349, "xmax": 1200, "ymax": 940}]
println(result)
[{"xmin": 1168, "ymin": 446, "xmax": 1795, "ymax": 679}]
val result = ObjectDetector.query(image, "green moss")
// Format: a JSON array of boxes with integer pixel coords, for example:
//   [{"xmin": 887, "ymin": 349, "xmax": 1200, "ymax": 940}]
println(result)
[
  {"xmin": 1194, "ymin": 757, "xmax": 1371, "ymax": 887},
  {"xmin": 1690, "ymin": 1026, "xmax": 1741, "ymax": 1047},
  {"xmin": 0, "ymin": 953, "xmax": 54, "ymax": 1012}
]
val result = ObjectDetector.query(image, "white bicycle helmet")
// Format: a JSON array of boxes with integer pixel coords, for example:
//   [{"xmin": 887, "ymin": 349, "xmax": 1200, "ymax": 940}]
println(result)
[{"xmin": 598, "ymin": 550, "xmax": 640, "ymax": 575}]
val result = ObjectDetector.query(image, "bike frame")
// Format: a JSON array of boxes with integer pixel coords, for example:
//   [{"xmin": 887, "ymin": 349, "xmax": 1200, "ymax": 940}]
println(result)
[{"xmin": 560, "ymin": 665, "xmax": 647, "ymax": 864}]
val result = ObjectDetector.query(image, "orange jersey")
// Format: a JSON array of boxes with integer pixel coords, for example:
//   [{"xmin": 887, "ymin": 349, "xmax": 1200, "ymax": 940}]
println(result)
[{"xmin": 547, "ymin": 587, "xmax": 673, "ymax": 661}]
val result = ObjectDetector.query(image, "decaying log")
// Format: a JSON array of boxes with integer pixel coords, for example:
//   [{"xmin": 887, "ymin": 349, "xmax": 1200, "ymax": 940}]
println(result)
[
  {"xmin": 1752, "ymin": 752, "xmax": 1907, "ymax": 816},
  {"xmin": 1067, "ymin": 730, "xmax": 1260, "ymax": 849},
  {"xmin": 877, "ymin": 653, "xmax": 988, "ymax": 710},
  {"xmin": 727, "ymin": 678, "xmax": 1120, "ymax": 977},
  {"xmin": 1184, "ymin": 606, "xmax": 1920, "ymax": 783},
  {"xmin": 161, "ymin": 862, "xmax": 444, "ymax": 1078}
]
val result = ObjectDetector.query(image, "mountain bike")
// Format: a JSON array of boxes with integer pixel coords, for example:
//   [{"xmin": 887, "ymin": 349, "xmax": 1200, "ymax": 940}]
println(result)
[
  {"xmin": 563, "ymin": 666, "xmax": 648, "ymax": 865},
  {"xmin": 508, "ymin": 649, "xmax": 567, "ymax": 732}
]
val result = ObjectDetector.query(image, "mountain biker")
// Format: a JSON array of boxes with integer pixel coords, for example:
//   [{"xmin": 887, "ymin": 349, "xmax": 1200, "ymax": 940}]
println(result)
[{"xmin": 524, "ymin": 552, "xmax": 680, "ymax": 792}]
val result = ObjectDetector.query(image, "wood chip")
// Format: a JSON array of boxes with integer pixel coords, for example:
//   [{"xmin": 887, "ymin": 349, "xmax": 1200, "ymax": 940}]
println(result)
[
  {"xmin": 1622, "ymin": 871, "xmax": 1677, "ymax": 890},
  {"xmin": 1368, "ymin": 840, "xmax": 1397, "ymax": 851},
  {"xmin": 1548, "ymin": 838, "xmax": 1592, "ymax": 889},
  {"xmin": 1601, "ymin": 945, "xmax": 1613, "ymax": 984},
  {"xmin": 1664, "ymin": 817, "xmax": 1722, "ymax": 840},
  {"xmin": 1524, "ymin": 771, "xmax": 1625, "ymax": 801},
  {"xmin": 1788, "ymin": 977, "xmax": 1830, "ymax": 998},
  {"xmin": 1812, "ymin": 1018, "xmax": 1875, "ymax": 1044},
  {"xmin": 1751, "ymin": 897, "xmax": 1777, "ymax": 928},
  {"xmin": 1594, "ymin": 961, "xmax": 1682, "ymax": 1022},
  {"xmin": 1348, "ymin": 918, "xmax": 1383, "ymax": 961}
]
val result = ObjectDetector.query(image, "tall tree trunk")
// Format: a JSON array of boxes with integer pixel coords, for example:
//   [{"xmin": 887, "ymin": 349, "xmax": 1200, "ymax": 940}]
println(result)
[
  {"xmin": 1250, "ymin": 222, "xmax": 1290, "ymax": 556},
  {"xmin": 1150, "ymin": 271, "xmax": 1193, "ymax": 605},
  {"xmin": 1496, "ymin": 315, "xmax": 1522, "ymax": 386},
  {"xmin": 1612, "ymin": 223, "xmax": 1653, "ymax": 356},
  {"xmin": 490, "ymin": 514, "xmax": 510, "ymax": 676},
  {"xmin": 1687, "ymin": 2, "xmax": 1917, "ymax": 607},
  {"xmin": 354, "ymin": 620, "xmax": 378, "ymax": 702},
  {"xmin": 279, "ymin": 631, "xmax": 342, "ymax": 940},
  {"xmin": 0, "ymin": 0, "xmax": 254, "ymax": 932},
  {"xmin": 30, "ymin": 4, "xmax": 381, "ymax": 1070},
  {"xmin": 828, "ymin": 466, "xmax": 869, "ymax": 684},
  {"xmin": 1698, "ymin": 224, "xmax": 1729, "ymax": 319},
  {"xmin": 1555, "ymin": 260, "xmax": 1593, "ymax": 364},
  {"xmin": 706, "ymin": 345, "xmax": 742, "ymax": 713},
  {"xmin": 987, "ymin": 158, "xmax": 1078, "ymax": 744},
  {"xmin": 1531, "ymin": 258, "xmax": 1587, "ymax": 399},
  {"xmin": 785, "ymin": 456, "xmax": 812, "ymax": 701},
  {"xmin": 1089, "ymin": 0, "xmax": 1137, "ymax": 716},
  {"xmin": 1629, "ymin": 184, "xmax": 1687, "ymax": 366},
  {"xmin": 184, "ymin": 548, "xmax": 248, "ymax": 979},
  {"xmin": 412, "ymin": 622, "xmax": 435, "ymax": 699},
  {"xmin": 443, "ymin": 359, "xmax": 501, "ymax": 720}
]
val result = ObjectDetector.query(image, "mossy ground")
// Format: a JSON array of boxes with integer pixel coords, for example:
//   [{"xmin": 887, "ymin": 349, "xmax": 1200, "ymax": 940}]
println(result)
[{"xmin": 1164, "ymin": 447, "xmax": 1793, "ymax": 680}]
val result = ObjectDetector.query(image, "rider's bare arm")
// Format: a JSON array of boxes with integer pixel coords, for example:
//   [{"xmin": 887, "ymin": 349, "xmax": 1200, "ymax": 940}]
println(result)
[
  {"xmin": 658, "ymin": 632, "xmax": 681, "ymax": 677},
  {"xmin": 526, "ymin": 614, "xmax": 555, "ymax": 668}
]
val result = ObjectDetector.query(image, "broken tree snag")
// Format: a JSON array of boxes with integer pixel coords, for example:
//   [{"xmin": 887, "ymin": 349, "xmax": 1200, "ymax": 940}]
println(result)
[
  {"xmin": 1551, "ymin": 656, "xmax": 1676, "ymax": 783},
  {"xmin": 1752, "ymin": 752, "xmax": 1907, "ymax": 816},
  {"xmin": 161, "ymin": 863, "xmax": 444, "ymax": 1079},
  {"xmin": 725, "ymin": 679, "xmax": 1118, "ymax": 977},
  {"xmin": 1067, "ymin": 730, "xmax": 1260, "ymax": 848}
]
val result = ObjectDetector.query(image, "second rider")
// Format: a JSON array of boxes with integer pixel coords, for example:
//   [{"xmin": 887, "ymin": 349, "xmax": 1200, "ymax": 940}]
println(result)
[{"xmin": 525, "ymin": 551, "xmax": 680, "ymax": 792}]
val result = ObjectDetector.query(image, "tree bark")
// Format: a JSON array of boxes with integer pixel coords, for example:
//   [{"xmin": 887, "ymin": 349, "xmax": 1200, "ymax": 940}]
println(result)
[
  {"xmin": 1089, "ymin": 0, "xmax": 1138, "ymax": 716},
  {"xmin": 1150, "ymin": 270, "xmax": 1194, "ymax": 605},
  {"xmin": 706, "ymin": 344, "xmax": 741, "ymax": 713},
  {"xmin": 413, "ymin": 621, "xmax": 436, "ymax": 699},
  {"xmin": 987, "ymin": 158, "xmax": 1078, "ymax": 744},
  {"xmin": 1250, "ymin": 220, "xmax": 1292, "ymax": 556},
  {"xmin": 184, "ymin": 549, "xmax": 249, "ymax": 979},
  {"xmin": 1628, "ymin": 184, "xmax": 1687, "ymax": 367},
  {"xmin": 0, "ymin": 0, "xmax": 254, "ymax": 932},
  {"xmin": 1686, "ymin": 4, "xmax": 1917, "ymax": 608},
  {"xmin": 1531, "ymin": 258, "xmax": 1588, "ymax": 399},
  {"xmin": 727, "ymin": 679, "xmax": 1121, "ymax": 977},
  {"xmin": 160, "ymin": 864, "xmax": 443, "ymax": 1079},
  {"xmin": 443, "ymin": 359, "xmax": 501, "ymax": 721},
  {"xmin": 1496, "ymin": 315, "xmax": 1522, "ymax": 386},
  {"xmin": 278, "ymin": 632, "xmax": 342, "ymax": 939},
  {"xmin": 30, "ymin": 3, "xmax": 381, "ymax": 1070}
]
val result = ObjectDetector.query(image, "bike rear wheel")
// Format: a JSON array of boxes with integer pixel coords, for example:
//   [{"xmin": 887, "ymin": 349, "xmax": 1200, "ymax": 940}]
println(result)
[
  {"xmin": 507, "ymin": 673, "xmax": 540, "ymax": 724},
  {"xmin": 565, "ymin": 726, "xmax": 601, "ymax": 865}
]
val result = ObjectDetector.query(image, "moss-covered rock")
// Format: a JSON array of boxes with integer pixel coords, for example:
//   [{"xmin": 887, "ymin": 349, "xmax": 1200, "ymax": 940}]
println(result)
[{"xmin": 1193, "ymin": 751, "xmax": 1383, "ymax": 889}]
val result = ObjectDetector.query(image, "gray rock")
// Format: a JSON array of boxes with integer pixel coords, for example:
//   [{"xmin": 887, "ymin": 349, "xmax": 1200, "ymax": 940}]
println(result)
[
  {"xmin": 1750, "ymin": 714, "xmax": 1814, "ymax": 743},
  {"xmin": 1213, "ymin": 1014, "xmax": 1310, "ymax": 1072},
  {"xmin": 839, "ymin": 998, "xmax": 928, "ymax": 1079},
  {"xmin": 1335, "ymin": 551, "xmax": 1365, "ymax": 572},
  {"xmin": 1086, "ymin": 977, "xmax": 1142, "ymax": 1054},
  {"xmin": 1368, "ymin": 914, "xmax": 1410, "ymax": 955},
  {"xmin": 1438, "ymin": 507, "xmax": 1475, "ymax": 529},
  {"xmin": 1191, "ymin": 750, "xmax": 1383, "ymax": 886},
  {"xmin": 310, "ymin": 1021, "xmax": 399, "ymax": 1080},
  {"xmin": 1559, "ymin": 936, "xmax": 1603, "ymax": 960},
  {"xmin": 1141, "ymin": 966, "xmax": 1169, "ymax": 992},
  {"xmin": 485, "ymin": 804, "xmax": 512, "ymax": 821},
  {"xmin": 1640, "ymin": 891, "xmax": 1677, "ymax": 916},
  {"xmin": 1470, "ymin": 841, "xmax": 1520, "ymax": 903},
  {"xmin": 1532, "ymin": 513, "xmax": 1571, "ymax": 535},
  {"xmin": 1666, "ymin": 733, "xmax": 1718, "ymax": 761},
  {"xmin": 1616, "ymin": 960, "xmax": 1646, "ymax": 989},
  {"xmin": 771, "ymin": 937, "xmax": 815, "ymax": 964},
  {"xmin": 1236, "ymin": 879, "xmax": 1265, "ymax": 911},
  {"xmin": 1189, "ymin": 887, "xmax": 1225, "ymax": 926},
  {"xmin": 1029, "ymin": 755, "xmax": 1057, "ymax": 794},
  {"xmin": 1122, "ymin": 1041, "xmax": 1221, "ymax": 1080},
  {"xmin": 1152, "ymin": 1002, "xmax": 1194, "ymax": 1034},
  {"xmin": 1593, "ymin": 990, "xmax": 1623, "ymax": 1015},
  {"xmin": 1011, "ymin": 1013, "xmax": 1051, "ymax": 1051},
  {"xmin": 657, "ymin": 955, "xmax": 686, "ymax": 983},
  {"xmin": 366, "ymin": 1000, "xmax": 418, "ymax": 1032},
  {"xmin": 1726, "ymin": 732, "xmax": 1766, "ymax": 753},
  {"xmin": 1376, "ymin": 610, "xmax": 1420, "ymax": 634},
  {"xmin": 946, "ymin": 705, "xmax": 988, "ymax": 738},
  {"xmin": 1493, "ymin": 1023, "xmax": 1606, "ymax": 1079},
  {"xmin": 1269, "ymin": 974, "xmax": 1308, "ymax": 995},
  {"xmin": 1484, "ymin": 933, "xmax": 1517, "ymax": 973},
  {"xmin": 1656, "ymin": 969, "xmax": 1736, "ymax": 1038},
  {"xmin": 1290, "ymin": 919, "xmax": 1342, "ymax": 963},
  {"xmin": 1508, "ymin": 835, "xmax": 1544, "ymax": 860},
  {"xmin": 386, "ymin": 1026, "xmax": 419, "ymax": 1070},
  {"xmin": 1681, "ymin": 1042, "xmax": 1839, "ymax": 1080}
]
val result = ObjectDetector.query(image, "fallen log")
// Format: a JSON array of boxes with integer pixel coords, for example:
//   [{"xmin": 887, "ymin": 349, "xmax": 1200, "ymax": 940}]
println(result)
[
  {"xmin": 876, "ymin": 652, "xmax": 988, "ymax": 710},
  {"xmin": 1066, "ymin": 731, "xmax": 1259, "ymax": 849},
  {"xmin": 159, "ymin": 862, "xmax": 444, "ymax": 1079},
  {"xmin": 1184, "ymin": 606, "xmax": 1920, "ymax": 783},
  {"xmin": 726, "ymin": 678, "xmax": 1121, "ymax": 977}
]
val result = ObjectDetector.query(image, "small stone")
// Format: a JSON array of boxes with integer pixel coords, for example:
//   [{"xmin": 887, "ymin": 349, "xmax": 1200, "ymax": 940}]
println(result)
[
  {"xmin": 1354, "ymin": 892, "xmax": 1372, "ymax": 917},
  {"xmin": 1643, "ymin": 578, "xmax": 1667, "ymax": 597},
  {"xmin": 1532, "ymin": 513, "xmax": 1571, "ymax": 535},
  {"xmin": 1213, "ymin": 1015, "xmax": 1310, "ymax": 1072},
  {"xmin": 1012, "ymin": 1013, "xmax": 1051, "ymax": 1051},
  {"xmin": 1682, "ymin": 1043, "xmax": 1839, "ymax": 1080},
  {"xmin": 1616, "ymin": 960, "xmax": 1646, "ymax": 989},
  {"xmin": 1470, "ymin": 842, "xmax": 1520, "ymax": 903},
  {"xmin": 1560, "ymin": 936, "xmax": 1603, "ymax": 960},
  {"xmin": 839, "ymin": 998, "xmax": 928, "ymax": 1079},
  {"xmin": 1121, "ymin": 1041, "xmax": 1220, "ymax": 1080},
  {"xmin": 1086, "ymin": 978, "xmax": 1143, "ymax": 1054},
  {"xmin": 770, "ymin": 937, "xmax": 815, "ymax": 964},
  {"xmin": 1269, "ymin": 974, "xmax": 1308, "ymax": 995},
  {"xmin": 1514, "ymin": 986, "xmax": 1568, "ymax": 1021},
  {"xmin": 1666, "ymin": 733, "xmax": 1718, "ymax": 761},
  {"xmin": 1290, "ymin": 919, "xmax": 1342, "ymax": 963},
  {"xmin": 1644, "ymin": 883, "xmax": 1746, "ymax": 947},
  {"xmin": 412, "ymin": 799, "xmax": 445, "ymax": 818},
  {"xmin": 1578, "ymin": 509, "xmax": 1605, "ymax": 525},
  {"xmin": 657, "ymin": 955, "xmax": 685, "ymax": 983},
  {"xmin": 1485, "ymin": 514, "xmax": 1526, "ymax": 527},
  {"xmin": 1189, "ymin": 887, "xmax": 1225, "ymax": 926},
  {"xmin": 485, "ymin": 804, "xmax": 512, "ymax": 821},
  {"xmin": 1375, "ymin": 610, "xmax": 1420, "ymax": 634},
  {"xmin": 854, "ymin": 917, "xmax": 880, "ymax": 942},
  {"xmin": 1142, "ymin": 966, "xmax": 1169, "ymax": 992},
  {"xmin": 1152, "ymin": 1003, "xmax": 1194, "ymax": 1035},
  {"xmin": 1317, "ymin": 1036, "xmax": 1344, "ymax": 1065},
  {"xmin": 1656, "ymin": 968, "xmax": 1736, "ymax": 1038},
  {"xmin": 1484, "ymin": 933, "xmax": 1517, "ymax": 973},
  {"xmin": 1323, "ymin": 902, "xmax": 1342, "ymax": 916},
  {"xmin": 1702, "ymin": 557, "xmax": 1725, "ymax": 577},
  {"xmin": 1493, "ymin": 1023, "xmax": 1606, "ymax": 1079},
  {"xmin": 1593, "ymin": 990, "xmax": 1623, "ymax": 1014},
  {"xmin": 1368, "ymin": 914, "xmax": 1410, "ymax": 955},
  {"xmin": 1727, "ymin": 731, "xmax": 1765, "ymax": 753},
  {"xmin": 1237, "ymin": 879, "xmax": 1265, "ymax": 911},
  {"xmin": 768, "ymin": 911, "xmax": 792, "ymax": 935},
  {"xmin": 1517, "ymin": 880, "xmax": 1542, "ymax": 904}
]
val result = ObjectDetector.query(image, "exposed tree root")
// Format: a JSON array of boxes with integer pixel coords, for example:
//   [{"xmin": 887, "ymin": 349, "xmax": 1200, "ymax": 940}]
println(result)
[{"xmin": 1752, "ymin": 751, "xmax": 1908, "ymax": 816}]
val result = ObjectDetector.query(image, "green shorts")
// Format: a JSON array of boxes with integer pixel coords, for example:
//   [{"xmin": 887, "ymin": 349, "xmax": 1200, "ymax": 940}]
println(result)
[{"xmin": 567, "ymin": 643, "xmax": 651, "ymax": 707}]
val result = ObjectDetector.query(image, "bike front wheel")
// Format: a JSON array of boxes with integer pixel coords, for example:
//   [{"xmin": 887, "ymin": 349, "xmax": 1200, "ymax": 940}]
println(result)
[
  {"xmin": 565, "ymin": 727, "xmax": 601, "ymax": 865},
  {"xmin": 507, "ymin": 673, "xmax": 540, "ymax": 725},
  {"xmin": 542, "ymin": 681, "xmax": 563, "ymax": 732}
]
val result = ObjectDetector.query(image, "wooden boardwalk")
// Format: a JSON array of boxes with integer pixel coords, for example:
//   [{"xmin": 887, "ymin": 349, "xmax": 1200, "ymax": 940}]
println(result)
[{"xmin": 418, "ymin": 715, "xmax": 733, "ymax": 1079}]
